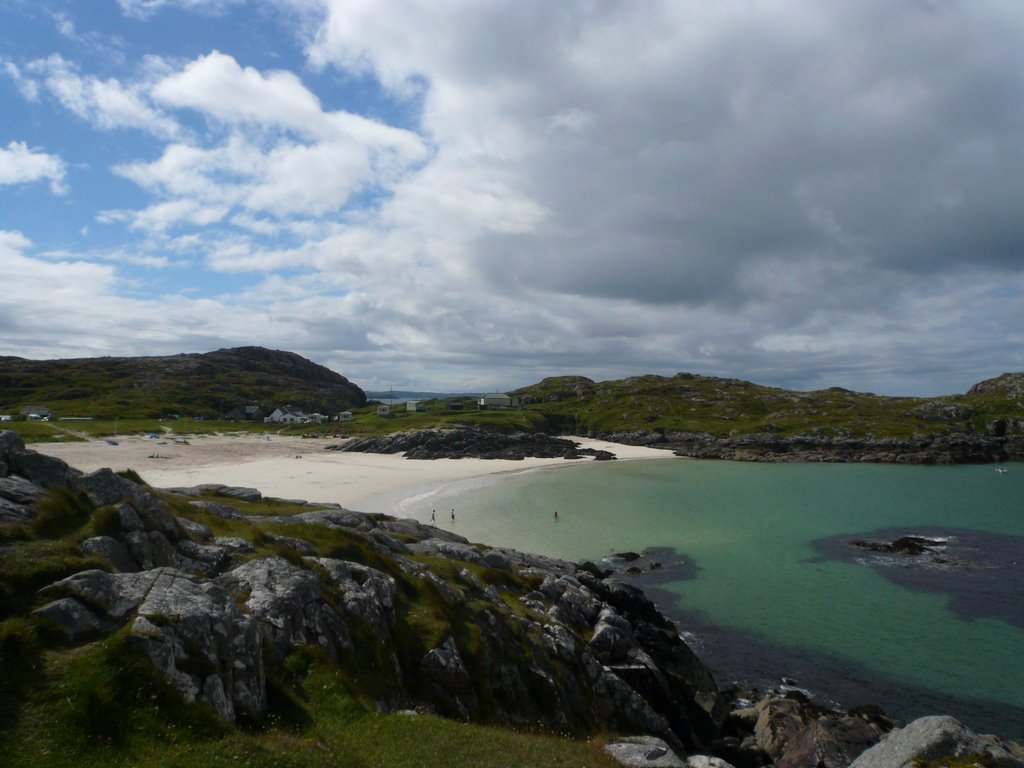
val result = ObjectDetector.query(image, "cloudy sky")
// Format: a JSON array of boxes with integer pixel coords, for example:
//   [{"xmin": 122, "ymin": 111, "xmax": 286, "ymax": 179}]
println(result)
[{"xmin": 2, "ymin": 0, "xmax": 1023, "ymax": 396}]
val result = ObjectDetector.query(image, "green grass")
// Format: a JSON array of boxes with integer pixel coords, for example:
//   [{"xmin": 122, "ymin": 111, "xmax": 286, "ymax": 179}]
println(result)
[
  {"xmin": 0, "ymin": 537, "xmax": 109, "ymax": 619},
  {"xmin": 2, "ymin": 637, "xmax": 619, "ymax": 767},
  {"xmin": 31, "ymin": 488, "xmax": 97, "ymax": 539}
]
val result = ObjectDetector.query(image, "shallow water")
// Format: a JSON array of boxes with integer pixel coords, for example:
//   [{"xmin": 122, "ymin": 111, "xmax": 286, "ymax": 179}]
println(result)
[{"xmin": 393, "ymin": 458, "xmax": 1024, "ymax": 739}]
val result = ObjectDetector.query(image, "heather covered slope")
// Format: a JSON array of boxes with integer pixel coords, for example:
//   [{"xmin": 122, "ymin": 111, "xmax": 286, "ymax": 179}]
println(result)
[{"xmin": 0, "ymin": 346, "xmax": 366, "ymax": 419}]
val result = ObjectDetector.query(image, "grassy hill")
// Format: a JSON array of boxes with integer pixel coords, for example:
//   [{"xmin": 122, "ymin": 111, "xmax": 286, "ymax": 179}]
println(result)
[
  {"xmin": 505, "ymin": 372, "xmax": 1024, "ymax": 440},
  {"xmin": 341, "ymin": 372, "xmax": 1024, "ymax": 443},
  {"xmin": 0, "ymin": 347, "xmax": 365, "ymax": 420},
  {"xmin": 3, "ymin": 346, "xmax": 1022, "ymax": 449}
]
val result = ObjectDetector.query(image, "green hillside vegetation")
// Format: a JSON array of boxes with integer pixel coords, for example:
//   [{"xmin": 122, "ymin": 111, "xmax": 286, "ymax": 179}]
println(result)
[
  {"xmin": 0, "ymin": 347, "xmax": 365, "ymax": 421},
  {"xmin": 3, "ymin": 346, "xmax": 1022, "ymax": 443},
  {"xmin": 510, "ymin": 372, "xmax": 1024, "ymax": 439},
  {"xmin": 0, "ymin": 485, "xmax": 619, "ymax": 768}
]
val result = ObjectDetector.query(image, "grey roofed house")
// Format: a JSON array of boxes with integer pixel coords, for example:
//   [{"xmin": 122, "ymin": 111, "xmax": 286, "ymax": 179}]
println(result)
[
  {"xmin": 264, "ymin": 406, "xmax": 308, "ymax": 424},
  {"xmin": 478, "ymin": 393, "xmax": 517, "ymax": 409},
  {"xmin": 226, "ymin": 404, "xmax": 264, "ymax": 421},
  {"xmin": 20, "ymin": 405, "xmax": 52, "ymax": 418}
]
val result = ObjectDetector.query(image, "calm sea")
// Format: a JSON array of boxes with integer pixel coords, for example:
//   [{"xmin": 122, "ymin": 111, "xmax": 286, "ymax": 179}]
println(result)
[{"xmin": 392, "ymin": 458, "xmax": 1024, "ymax": 740}]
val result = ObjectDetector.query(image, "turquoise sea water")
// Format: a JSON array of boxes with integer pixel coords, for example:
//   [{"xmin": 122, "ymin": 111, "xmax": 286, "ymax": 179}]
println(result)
[{"xmin": 394, "ymin": 459, "xmax": 1024, "ymax": 738}]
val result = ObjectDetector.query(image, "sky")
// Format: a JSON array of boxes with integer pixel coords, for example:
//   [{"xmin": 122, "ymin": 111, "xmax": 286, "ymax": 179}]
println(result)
[{"xmin": 1, "ymin": 0, "xmax": 1023, "ymax": 396}]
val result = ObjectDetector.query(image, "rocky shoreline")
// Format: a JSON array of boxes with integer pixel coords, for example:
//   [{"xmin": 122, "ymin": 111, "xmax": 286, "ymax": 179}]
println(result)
[
  {"xmin": 329, "ymin": 426, "xmax": 617, "ymax": 461},
  {"xmin": 584, "ymin": 430, "xmax": 1024, "ymax": 464},
  {"xmin": 332, "ymin": 423, "xmax": 1024, "ymax": 465},
  {"xmin": 2, "ymin": 429, "xmax": 1022, "ymax": 768}
]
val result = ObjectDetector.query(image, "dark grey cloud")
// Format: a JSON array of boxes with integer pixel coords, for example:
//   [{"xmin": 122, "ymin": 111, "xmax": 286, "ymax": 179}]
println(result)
[{"xmin": 465, "ymin": 0, "xmax": 1024, "ymax": 317}]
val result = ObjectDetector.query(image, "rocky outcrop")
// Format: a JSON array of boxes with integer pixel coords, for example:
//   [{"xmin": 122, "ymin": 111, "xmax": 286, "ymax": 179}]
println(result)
[
  {"xmin": 849, "ymin": 715, "xmax": 1024, "ymax": 768},
  {"xmin": 328, "ymin": 426, "xmax": 615, "ymax": 461},
  {"xmin": 0, "ymin": 475, "xmax": 45, "ymax": 524},
  {"xmin": 656, "ymin": 432, "xmax": 1010, "ymax": 464},
  {"xmin": 4, "ymin": 432, "xmax": 721, "ymax": 754},
  {"xmin": 34, "ymin": 567, "xmax": 265, "ymax": 721},
  {"xmin": 713, "ymin": 694, "xmax": 894, "ymax": 768}
]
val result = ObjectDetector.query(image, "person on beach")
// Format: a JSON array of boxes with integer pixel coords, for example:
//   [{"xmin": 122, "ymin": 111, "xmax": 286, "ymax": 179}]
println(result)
[
  {"xmin": 430, "ymin": 509, "xmax": 435, "ymax": 523},
  {"xmin": 554, "ymin": 510, "xmax": 559, "ymax": 521},
  {"xmin": 451, "ymin": 508, "xmax": 455, "ymax": 522}
]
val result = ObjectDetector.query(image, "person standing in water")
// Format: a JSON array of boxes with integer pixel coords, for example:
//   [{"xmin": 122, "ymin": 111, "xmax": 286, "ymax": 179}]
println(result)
[
  {"xmin": 554, "ymin": 510, "xmax": 559, "ymax": 521},
  {"xmin": 430, "ymin": 509, "xmax": 435, "ymax": 523},
  {"xmin": 451, "ymin": 508, "xmax": 455, "ymax": 522}
]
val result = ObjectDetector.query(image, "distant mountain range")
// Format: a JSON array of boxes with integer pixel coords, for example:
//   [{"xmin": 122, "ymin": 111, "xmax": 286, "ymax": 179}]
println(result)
[{"xmin": 0, "ymin": 346, "xmax": 365, "ymax": 419}]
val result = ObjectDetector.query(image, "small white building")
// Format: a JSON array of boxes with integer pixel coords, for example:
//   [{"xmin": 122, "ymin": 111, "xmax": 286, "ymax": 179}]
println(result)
[
  {"xmin": 377, "ymin": 405, "xmax": 390, "ymax": 416},
  {"xmin": 265, "ymin": 406, "xmax": 308, "ymax": 424},
  {"xmin": 478, "ymin": 392, "xmax": 517, "ymax": 410},
  {"xmin": 0, "ymin": 415, "xmax": 11, "ymax": 422},
  {"xmin": 406, "ymin": 400, "xmax": 425, "ymax": 412},
  {"xmin": 336, "ymin": 411, "xmax": 353, "ymax": 422}
]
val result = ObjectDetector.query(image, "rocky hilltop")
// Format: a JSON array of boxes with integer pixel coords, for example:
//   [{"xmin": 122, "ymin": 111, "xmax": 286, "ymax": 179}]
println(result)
[
  {"xmin": 2, "ymin": 429, "xmax": 1022, "ymax": 767},
  {"xmin": 0, "ymin": 346, "xmax": 366, "ymax": 419},
  {"xmin": 511, "ymin": 372, "xmax": 1024, "ymax": 464}
]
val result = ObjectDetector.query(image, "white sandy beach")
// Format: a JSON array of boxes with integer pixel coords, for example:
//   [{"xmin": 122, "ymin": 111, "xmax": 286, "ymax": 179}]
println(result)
[{"xmin": 34, "ymin": 434, "xmax": 672, "ymax": 515}]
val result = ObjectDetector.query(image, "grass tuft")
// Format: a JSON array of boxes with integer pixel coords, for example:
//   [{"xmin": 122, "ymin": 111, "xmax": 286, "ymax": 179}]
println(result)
[{"xmin": 31, "ymin": 488, "xmax": 96, "ymax": 539}]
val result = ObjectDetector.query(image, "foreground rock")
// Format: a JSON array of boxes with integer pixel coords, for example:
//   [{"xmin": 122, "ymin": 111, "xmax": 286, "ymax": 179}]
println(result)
[
  {"xmin": 328, "ymin": 425, "xmax": 615, "ymax": 460},
  {"xmin": 850, "ymin": 715, "xmax": 1024, "ymax": 768},
  {"xmin": 5, "ymin": 431, "xmax": 715, "ymax": 755}
]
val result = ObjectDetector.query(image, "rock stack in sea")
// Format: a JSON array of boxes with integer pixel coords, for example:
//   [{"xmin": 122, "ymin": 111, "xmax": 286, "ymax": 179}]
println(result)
[
  {"xmin": 1, "ymin": 429, "xmax": 1021, "ymax": 768},
  {"xmin": 329, "ymin": 425, "xmax": 617, "ymax": 460}
]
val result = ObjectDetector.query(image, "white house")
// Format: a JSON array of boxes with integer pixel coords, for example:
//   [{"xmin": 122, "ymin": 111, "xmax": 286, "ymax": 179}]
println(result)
[
  {"xmin": 377, "ymin": 405, "xmax": 390, "ymax": 416},
  {"xmin": 336, "ymin": 411, "xmax": 353, "ymax": 422},
  {"xmin": 0, "ymin": 415, "xmax": 11, "ymax": 422},
  {"xmin": 478, "ymin": 392, "xmax": 517, "ymax": 410},
  {"xmin": 406, "ymin": 400, "xmax": 425, "ymax": 412},
  {"xmin": 264, "ymin": 406, "xmax": 308, "ymax": 424}
]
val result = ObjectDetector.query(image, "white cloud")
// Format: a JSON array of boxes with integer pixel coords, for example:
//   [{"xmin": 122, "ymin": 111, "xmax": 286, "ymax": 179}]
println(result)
[
  {"xmin": 150, "ymin": 51, "xmax": 426, "ymax": 155},
  {"xmin": 116, "ymin": 0, "xmax": 244, "ymax": 21},
  {"xmin": 0, "ymin": 141, "xmax": 67, "ymax": 194},
  {"xmin": 22, "ymin": 54, "xmax": 179, "ymax": 139},
  {"xmin": 3, "ymin": 60, "xmax": 39, "ymax": 101},
  {"xmin": 4, "ymin": 1, "xmax": 1024, "ymax": 395},
  {"xmin": 104, "ymin": 51, "xmax": 428, "ymax": 232}
]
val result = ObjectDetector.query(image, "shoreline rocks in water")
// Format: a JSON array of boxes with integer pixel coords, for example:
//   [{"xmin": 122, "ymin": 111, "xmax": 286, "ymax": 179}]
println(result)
[
  {"xmin": 328, "ymin": 425, "xmax": 617, "ymax": 461},
  {"xmin": 849, "ymin": 536, "xmax": 948, "ymax": 557}
]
